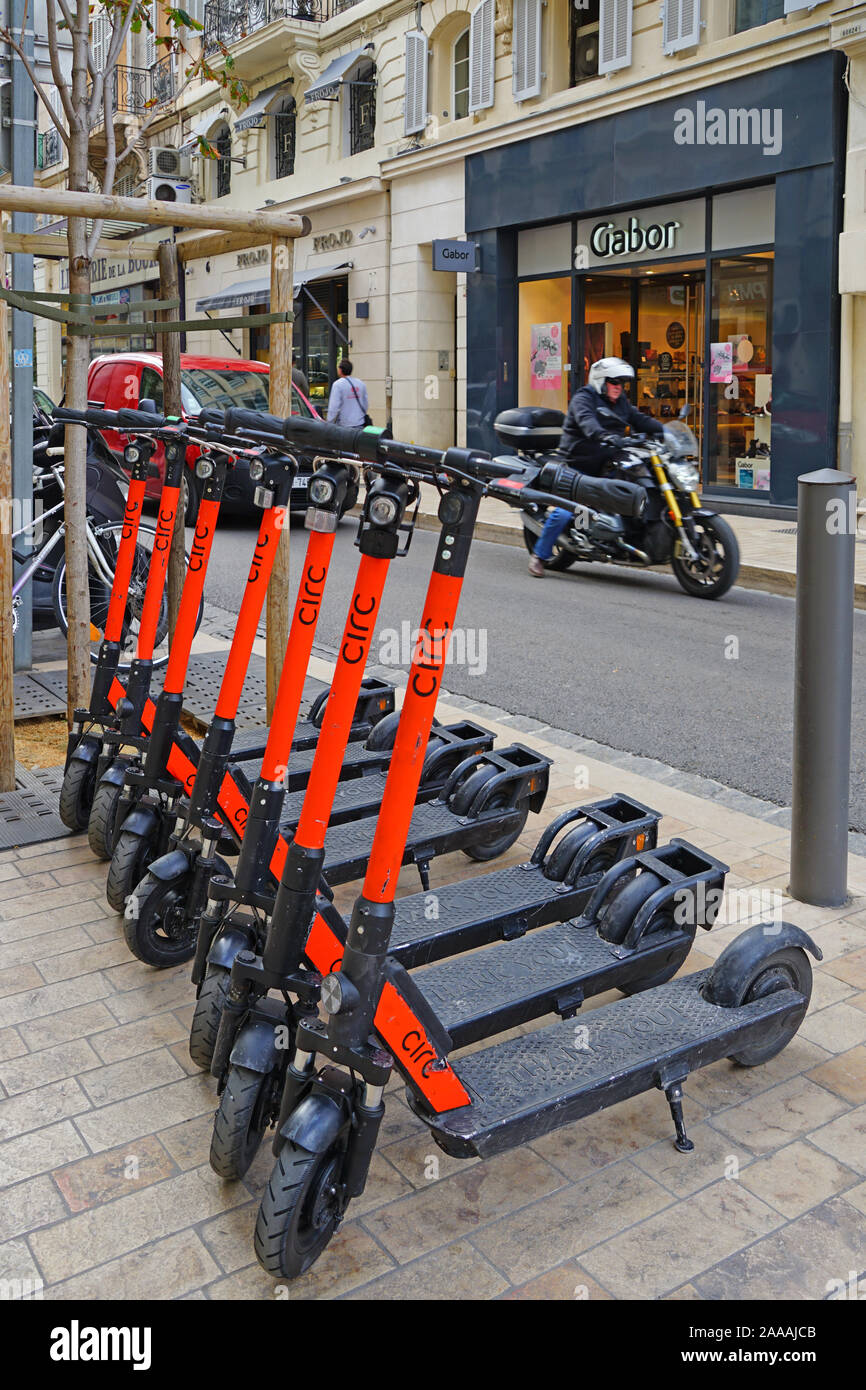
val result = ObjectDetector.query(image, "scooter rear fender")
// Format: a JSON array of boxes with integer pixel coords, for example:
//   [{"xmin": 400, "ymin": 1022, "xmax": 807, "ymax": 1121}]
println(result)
[
  {"xmin": 118, "ymin": 805, "xmax": 161, "ymax": 841},
  {"xmin": 230, "ymin": 1018, "xmax": 283, "ymax": 1076},
  {"xmin": 99, "ymin": 759, "xmax": 130, "ymax": 790},
  {"xmin": 66, "ymin": 736, "xmax": 100, "ymax": 773}
]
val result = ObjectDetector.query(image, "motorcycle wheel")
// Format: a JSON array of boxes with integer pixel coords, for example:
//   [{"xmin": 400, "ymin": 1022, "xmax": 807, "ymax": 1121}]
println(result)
[
  {"xmin": 521, "ymin": 525, "xmax": 576, "ymax": 572},
  {"xmin": 671, "ymin": 515, "xmax": 739, "ymax": 600}
]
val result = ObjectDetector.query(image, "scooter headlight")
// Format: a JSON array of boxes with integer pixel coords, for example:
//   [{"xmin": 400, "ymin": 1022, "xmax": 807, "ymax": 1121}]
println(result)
[
  {"xmin": 320, "ymin": 971, "xmax": 359, "ymax": 1016},
  {"xmin": 249, "ymin": 458, "xmax": 265, "ymax": 483},
  {"xmin": 309, "ymin": 475, "xmax": 336, "ymax": 506},
  {"xmin": 196, "ymin": 457, "xmax": 214, "ymax": 480},
  {"xmin": 124, "ymin": 444, "xmax": 140, "ymax": 464},
  {"xmin": 666, "ymin": 462, "xmax": 700, "ymax": 492},
  {"xmin": 369, "ymin": 494, "xmax": 399, "ymax": 527}
]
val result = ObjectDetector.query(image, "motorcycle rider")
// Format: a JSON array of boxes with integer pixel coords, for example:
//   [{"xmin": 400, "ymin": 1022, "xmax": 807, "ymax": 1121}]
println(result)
[{"xmin": 528, "ymin": 357, "xmax": 663, "ymax": 577}]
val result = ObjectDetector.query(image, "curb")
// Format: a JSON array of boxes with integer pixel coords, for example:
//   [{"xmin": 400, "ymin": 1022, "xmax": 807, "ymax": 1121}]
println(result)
[{"xmin": 389, "ymin": 507, "xmax": 866, "ymax": 609}]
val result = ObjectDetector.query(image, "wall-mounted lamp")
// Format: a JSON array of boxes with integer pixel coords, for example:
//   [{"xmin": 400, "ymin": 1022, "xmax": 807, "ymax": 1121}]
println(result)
[{"xmin": 358, "ymin": 226, "xmax": 377, "ymax": 239}]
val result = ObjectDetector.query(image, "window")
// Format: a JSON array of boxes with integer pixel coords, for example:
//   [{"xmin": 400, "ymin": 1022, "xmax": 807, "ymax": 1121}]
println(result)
[
  {"xmin": 91, "ymin": 8, "xmax": 110, "ymax": 71},
  {"xmin": 571, "ymin": 0, "xmax": 600, "ymax": 85},
  {"xmin": 274, "ymin": 98, "xmax": 296, "ymax": 179},
  {"xmin": 139, "ymin": 367, "xmax": 164, "ymax": 411},
  {"xmin": 453, "ymin": 29, "xmax": 470, "ymax": 119},
  {"xmin": 735, "ymin": 0, "xmax": 785, "ymax": 30},
  {"xmin": 348, "ymin": 61, "xmax": 376, "ymax": 155}
]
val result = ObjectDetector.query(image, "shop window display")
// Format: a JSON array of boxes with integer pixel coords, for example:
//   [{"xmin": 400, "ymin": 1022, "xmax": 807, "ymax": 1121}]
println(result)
[{"xmin": 708, "ymin": 255, "xmax": 773, "ymax": 491}]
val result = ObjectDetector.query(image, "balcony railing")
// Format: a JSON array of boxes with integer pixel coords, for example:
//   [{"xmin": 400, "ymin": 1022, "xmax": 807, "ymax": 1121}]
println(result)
[
  {"xmin": 89, "ymin": 59, "xmax": 176, "ymax": 128},
  {"xmin": 38, "ymin": 127, "xmax": 62, "ymax": 169},
  {"xmin": 203, "ymin": 0, "xmax": 361, "ymax": 53}
]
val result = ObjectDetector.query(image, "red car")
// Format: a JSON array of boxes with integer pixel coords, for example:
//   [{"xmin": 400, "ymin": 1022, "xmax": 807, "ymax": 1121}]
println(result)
[{"xmin": 86, "ymin": 353, "xmax": 355, "ymax": 523}]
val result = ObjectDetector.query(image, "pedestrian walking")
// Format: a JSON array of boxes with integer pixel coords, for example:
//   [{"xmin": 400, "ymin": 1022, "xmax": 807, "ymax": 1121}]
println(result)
[{"xmin": 326, "ymin": 359, "xmax": 371, "ymax": 427}]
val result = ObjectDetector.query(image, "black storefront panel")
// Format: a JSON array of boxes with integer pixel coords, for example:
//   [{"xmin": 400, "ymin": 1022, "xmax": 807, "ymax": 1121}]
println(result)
[{"xmin": 466, "ymin": 52, "xmax": 846, "ymax": 507}]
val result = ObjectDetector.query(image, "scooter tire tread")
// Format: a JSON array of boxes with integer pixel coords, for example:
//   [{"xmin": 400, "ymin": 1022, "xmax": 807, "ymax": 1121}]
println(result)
[
  {"xmin": 88, "ymin": 778, "xmax": 122, "ymax": 861},
  {"xmin": 189, "ymin": 967, "xmax": 231, "ymax": 1071},
  {"xmin": 106, "ymin": 827, "xmax": 153, "ymax": 914},
  {"xmin": 210, "ymin": 1064, "xmax": 268, "ymax": 1181},
  {"xmin": 122, "ymin": 870, "xmax": 196, "ymax": 967},
  {"xmin": 254, "ymin": 1142, "xmax": 336, "ymax": 1280},
  {"xmin": 59, "ymin": 757, "xmax": 97, "ymax": 832}
]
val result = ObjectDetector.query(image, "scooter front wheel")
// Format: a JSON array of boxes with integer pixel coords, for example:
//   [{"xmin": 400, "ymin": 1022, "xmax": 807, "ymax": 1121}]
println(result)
[
  {"xmin": 254, "ymin": 1141, "xmax": 342, "ymax": 1280},
  {"xmin": 189, "ymin": 965, "xmax": 231, "ymax": 1070},
  {"xmin": 59, "ymin": 756, "xmax": 98, "ymax": 832},
  {"xmin": 88, "ymin": 777, "xmax": 124, "ymax": 861},
  {"xmin": 123, "ymin": 869, "xmax": 196, "ymax": 966},
  {"xmin": 106, "ymin": 825, "xmax": 158, "ymax": 913},
  {"xmin": 210, "ymin": 1064, "xmax": 276, "ymax": 1181}
]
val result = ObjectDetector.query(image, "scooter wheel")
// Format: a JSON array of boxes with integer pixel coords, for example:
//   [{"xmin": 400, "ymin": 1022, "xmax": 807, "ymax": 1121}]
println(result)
[
  {"xmin": 254, "ymin": 1141, "xmax": 342, "ymax": 1279},
  {"xmin": 210, "ymin": 1064, "xmax": 276, "ymax": 1181},
  {"xmin": 106, "ymin": 826, "xmax": 158, "ymax": 914},
  {"xmin": 189, "ymin": 965, "xmax": 231, "ymax": 1070},
  {"xmin": 708, "ymin": 945, "xmax": 813, "ymax": 1068},
  {"xmin": 123, "ymin": 869, "xmax": 196, "ymax": 967},
  {"xmin": 59, "ymin": 756, "xmax": 98, "ymax": 832},
  {"xmin": 88, "ymin": 777, "xmax": 124, "ymax": 861},
  {"xmin": 452, "ymin": 768, "xmax": 528, "ymax": 862}
]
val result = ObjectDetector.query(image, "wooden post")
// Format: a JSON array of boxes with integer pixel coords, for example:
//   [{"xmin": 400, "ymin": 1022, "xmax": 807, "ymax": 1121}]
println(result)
[
  {"xmin": 266, "ymin": 235, "xmax": 294, "ymax": 719},
  {"xmin": 0, "ymin": 235, "xmax": 17, "ymax": 790},
  {"xmin": 158, "ymin": 242, "xmax": 185, "ymax": 643}
]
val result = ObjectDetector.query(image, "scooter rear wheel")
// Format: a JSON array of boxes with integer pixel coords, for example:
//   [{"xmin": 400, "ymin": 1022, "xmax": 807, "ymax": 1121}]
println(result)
[
  {"xmin": 106, "ymin": 826, "xmax": 158, "ymax": 914},
  {"xmin": 189, "ymin": 965, "xmax": 231, "ymax": 1070},
  {"xmin": 59, "ymin": 756, "xmax": 98, "ymax": 832},
  {"xmin": 88, "ymin": 777, "xmax": 124, "ymax": 861},
  {"xmin": 254, "ymin": 1141, "xmax": 342, "ymax": 1279},
  {"xmin": 210, "ymin": 1064, "xmax": 276, "ymax": 1180},
  {"xmin": 123, "ymin": 869, "xmax": 197, "ymax": 966}
]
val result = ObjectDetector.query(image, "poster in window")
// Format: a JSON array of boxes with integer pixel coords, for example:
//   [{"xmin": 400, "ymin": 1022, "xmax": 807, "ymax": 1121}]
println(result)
[
  {"xmin": 531, "ymin": 322, "xmax": 563, "ymax": 391},
  {"xmin": 709, "ymin": 342, "xmax": 733, "ymax": 384}
]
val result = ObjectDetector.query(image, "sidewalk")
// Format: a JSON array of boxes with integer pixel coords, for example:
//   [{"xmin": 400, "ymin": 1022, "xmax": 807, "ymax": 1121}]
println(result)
[
  {"xmin": 1, "ymin": 638, "xmax": 864, "ymax": 1301},
  {"xmin": 405, "ymin": 485, "xmax": 866, "ymax": 607}
]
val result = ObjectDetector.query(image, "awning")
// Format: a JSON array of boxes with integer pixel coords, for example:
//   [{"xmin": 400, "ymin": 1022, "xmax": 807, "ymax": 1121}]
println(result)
[
  {"xmin": 305, "ymin": 49, "xmax": 365, "ymax": 104},
  {"xmin": 179, "ymin": 114, "xmax": 215, "ymax": 154},
  {"xmin": 234, "ymin": 83, "xmax": 293, "ymax": 132},
  {"xmin": 195, "ymin": 262, "xmax": 352, "ymax": 312}
]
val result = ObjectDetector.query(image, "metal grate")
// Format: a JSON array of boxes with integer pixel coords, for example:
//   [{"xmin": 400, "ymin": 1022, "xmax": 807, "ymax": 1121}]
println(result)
[
  {"xmin": 0, "ymin": 764, "xmax": 74, "ymax": 848},
  {"xmin": 14, "ymin": 674, "xmax": 67, "ymax": 720}
]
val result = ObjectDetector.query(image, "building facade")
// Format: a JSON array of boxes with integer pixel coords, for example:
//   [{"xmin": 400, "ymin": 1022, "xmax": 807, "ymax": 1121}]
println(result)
[{"xmin": 31, "ymin": 0, "xmax": 866, "ymax": 509}]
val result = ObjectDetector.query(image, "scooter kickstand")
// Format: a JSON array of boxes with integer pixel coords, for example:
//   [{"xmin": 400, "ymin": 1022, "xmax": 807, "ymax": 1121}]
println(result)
[
  {"xmin": 664, "ymin": 1081, "xmax": 694, "ymax": 1154},
  {"xmin": 415, "ymin": 857, "xmax": 431, "ymax": 892}
]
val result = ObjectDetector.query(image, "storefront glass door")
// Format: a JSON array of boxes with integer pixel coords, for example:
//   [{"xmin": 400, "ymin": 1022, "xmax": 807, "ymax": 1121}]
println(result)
[
  {"xmin": 707, "ymin": 254, "xmax": 773, "ymax": 493},
  {"xmin": 635, "ymin": 270, "xmax": 704, "ymax": 462}
]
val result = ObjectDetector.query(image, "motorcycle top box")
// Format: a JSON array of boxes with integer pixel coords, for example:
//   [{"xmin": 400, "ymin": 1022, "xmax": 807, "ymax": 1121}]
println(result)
[{"xmin": 493, "ymin": 406, "xmax": 565, "ymax": 455}]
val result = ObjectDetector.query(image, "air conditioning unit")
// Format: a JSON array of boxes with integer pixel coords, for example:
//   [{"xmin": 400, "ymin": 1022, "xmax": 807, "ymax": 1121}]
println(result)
[
  {"xmin": 145, "ymin": 175, "xmax": 193, "ymax": 204},
  {"xmin": 148, "ymin": 147, "xmax": 191, "ymax": 179}
]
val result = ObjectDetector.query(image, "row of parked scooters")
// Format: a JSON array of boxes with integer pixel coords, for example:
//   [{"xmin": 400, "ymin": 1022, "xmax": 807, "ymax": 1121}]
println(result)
[{"xmin": 54, "ymin": 399, "xmax": 819, "ymax": 1281}]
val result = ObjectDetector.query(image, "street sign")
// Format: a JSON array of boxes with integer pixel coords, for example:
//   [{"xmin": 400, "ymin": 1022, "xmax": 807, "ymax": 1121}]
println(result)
[
  {"xmin": 13, "ymin": 349, "xmax": 32, "ymax": 368},
  {"xmin": 432, "ymin": 239, "xmax": 478, "ymax": 273}
]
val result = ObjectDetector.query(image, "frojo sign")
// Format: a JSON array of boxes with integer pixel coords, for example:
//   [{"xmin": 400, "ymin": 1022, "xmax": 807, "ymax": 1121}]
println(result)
[
  {"xmin": 589, "ymin": 216, "xmax": 681, "ymax": 259},
  {"xmin": 433, "ymin": 239, "xmax": 479, "ymax": 272}
]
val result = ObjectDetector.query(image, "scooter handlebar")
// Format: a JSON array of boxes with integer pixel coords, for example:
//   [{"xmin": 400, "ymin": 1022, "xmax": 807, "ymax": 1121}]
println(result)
[{"xmin": 53, "ymin": 406, "xmax": 118, "ymax": 429}]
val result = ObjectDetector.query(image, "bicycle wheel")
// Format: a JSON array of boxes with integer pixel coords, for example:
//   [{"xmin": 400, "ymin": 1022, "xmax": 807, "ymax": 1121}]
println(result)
[{"xmin": 52, "ymin": 523, "xmax": 200, "ymax": 669}]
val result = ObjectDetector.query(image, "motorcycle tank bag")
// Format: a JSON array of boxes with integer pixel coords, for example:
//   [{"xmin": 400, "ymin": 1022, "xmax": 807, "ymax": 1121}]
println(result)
[
  {"xmin": 537, "ymin": 459, "xmax": 646, "ymax": 519},
  {"xmin": 493, "ymin": 408, "xmax": 565, "ymax": 455}
]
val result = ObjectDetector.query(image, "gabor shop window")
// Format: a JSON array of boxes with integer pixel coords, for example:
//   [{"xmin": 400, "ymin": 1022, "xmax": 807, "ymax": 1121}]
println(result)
[
  {"xmin": 707, "ymin": 254, "xmax": 773, "ymax": 492},
  {"xmin": 518, "ymin": 276, "xmax": 572, "ymax": 415}
]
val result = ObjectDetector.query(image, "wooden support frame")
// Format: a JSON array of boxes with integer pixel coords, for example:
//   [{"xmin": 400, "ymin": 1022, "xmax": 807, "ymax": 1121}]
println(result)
[{"xmin": 0, "ymin": 185, "xmax": 309, "ymax": 746}]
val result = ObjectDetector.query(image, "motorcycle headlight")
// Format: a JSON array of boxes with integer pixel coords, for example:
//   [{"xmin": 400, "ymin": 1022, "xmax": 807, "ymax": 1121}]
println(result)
[{"xmin": 666, "ymin": 462, "xmax": 700, "ymax": 491}]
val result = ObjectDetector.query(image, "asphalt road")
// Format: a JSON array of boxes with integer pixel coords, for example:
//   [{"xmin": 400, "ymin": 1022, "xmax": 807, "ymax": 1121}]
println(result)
[{"xmin": 202, "ymin": 515, "xmax": 866, "ymax": 830}]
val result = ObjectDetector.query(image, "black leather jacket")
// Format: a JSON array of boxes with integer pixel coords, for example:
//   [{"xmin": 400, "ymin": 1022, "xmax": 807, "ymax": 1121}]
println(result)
[{"xmin": 559, "ymin": 385, "xmax": 664, "ymax": 463}]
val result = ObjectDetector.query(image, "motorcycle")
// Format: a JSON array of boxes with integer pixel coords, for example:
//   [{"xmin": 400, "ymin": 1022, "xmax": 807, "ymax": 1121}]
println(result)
[{"xmin": 506, "ymin": 406, "xmax": 740, "ymax": 599}]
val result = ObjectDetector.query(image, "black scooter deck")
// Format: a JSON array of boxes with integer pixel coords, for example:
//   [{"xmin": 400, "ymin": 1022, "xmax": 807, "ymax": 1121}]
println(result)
[
  {"xmin": 388, "ymin": 864, "xmax": 597, "ymax": 969},
  {"xmin": 409, "ymin": 918, "xmax": 693, "ymax": 1048},
  {"xmin": 230, "ymin": 738, "xmax": 391, "ymax": 792},
  {"xmin": 409, "ymin": 973, "xmax": 807, "ymax": 1159}
]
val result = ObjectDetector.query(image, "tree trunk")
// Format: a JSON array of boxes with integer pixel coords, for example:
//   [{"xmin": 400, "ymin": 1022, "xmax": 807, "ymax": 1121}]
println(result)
[
  {"xmin": 63, "ymin": 207, "xmax": 92, "ymax": 723},
  {"xmin": 266, "ymin": 235, "xmax": 294, "ymax": 719},
  {"xmin": 158, "ymin": 241, "xmax": 185, "ymax": 643}
]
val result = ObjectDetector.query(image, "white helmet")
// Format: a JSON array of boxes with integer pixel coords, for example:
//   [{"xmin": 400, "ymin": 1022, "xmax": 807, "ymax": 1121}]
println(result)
[{"xmin": 587, "ymin": 357, "xmax": 634, "ymax": 394}]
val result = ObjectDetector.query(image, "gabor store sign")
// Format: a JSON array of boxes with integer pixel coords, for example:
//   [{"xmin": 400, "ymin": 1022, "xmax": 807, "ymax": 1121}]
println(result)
[{"xmin": 576, "ymin": 198, "xmax": 705, "ymax": 269}]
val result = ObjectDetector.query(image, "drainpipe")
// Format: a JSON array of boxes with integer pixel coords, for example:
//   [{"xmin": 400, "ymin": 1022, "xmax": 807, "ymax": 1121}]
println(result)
[{"xmin": 384, "ymin": 183, "xmax": 392, "ymax": 429}]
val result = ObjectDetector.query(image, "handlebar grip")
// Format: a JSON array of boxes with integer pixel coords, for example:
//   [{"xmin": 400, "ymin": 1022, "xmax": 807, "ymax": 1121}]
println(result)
[
  {"xmin": 197, "ymin": 407, "xmax": 225, "ymax": 429},
  {"xmin": 572, "ymin": 475, "xmax": 646, "ymax": 518},
  {"xmin": 115, "ymin": 407, "xmax": 169, "ymax": 431},
  {"xmin": 54, "ymin": 406, "xmax": 118, "ymax": 429},
  {"xmin": 283, "ymin": 416, "xmax": 377, "ymax": 460},
  {"xmin": 222, "ymin": 406, "xmax": 289, "ymax": 437}
]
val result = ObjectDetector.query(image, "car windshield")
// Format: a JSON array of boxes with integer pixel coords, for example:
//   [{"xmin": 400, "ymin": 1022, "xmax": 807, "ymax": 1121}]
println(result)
[
  {"xmin": 180, "ymin": 368, "xmax": 312, "ymax": 419},
  {"xmin": 34, "ymin": 388, "xmax": 56, "ymax": 415}
]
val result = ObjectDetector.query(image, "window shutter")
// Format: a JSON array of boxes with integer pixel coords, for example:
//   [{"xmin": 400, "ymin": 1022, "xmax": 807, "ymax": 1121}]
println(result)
[
  {"xmin": 91, "ymin": 11, "xmax": 109, "ymax": 72},
  {"xmin": 146, "ymin": 0, "xmax": 159, "ymax": 67},
  {"xmin": 598, "ymin": 0, "xmax": 632, "ymax": 76},
  {"xmin": 404, "ymin": 29, "xmax": 428, "ymax": 135},
  {"xmin": 469, "ymin": 0, "xmax": 495, "ymax": 114},
  {"xmin": 663, "ymin": 0, "xmax": 701, "ymax": 55},
  {"xmin": 512, "ymin": 0, "xmax": 542, "ymax": 102}
]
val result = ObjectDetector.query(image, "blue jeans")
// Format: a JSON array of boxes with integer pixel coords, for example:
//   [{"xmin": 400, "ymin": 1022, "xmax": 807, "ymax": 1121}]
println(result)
[{"xmin": 534, "ymin": 508, "xmax": 573, "ymax": 561}]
